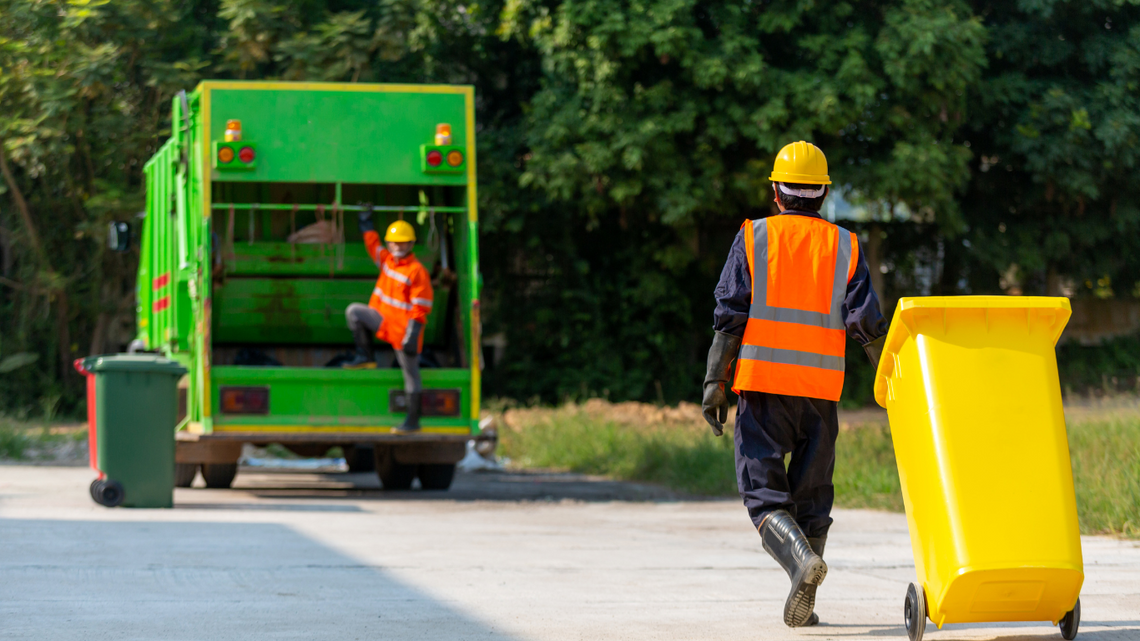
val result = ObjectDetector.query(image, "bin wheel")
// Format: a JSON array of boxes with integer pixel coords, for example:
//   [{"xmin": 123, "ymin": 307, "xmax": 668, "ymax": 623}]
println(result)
[
  {"xmin": 174, "ymin": 464, "xmax": 199, "ymax": 488},
  {"xmin": 418, "ymin": 463, "xmax": 456, "ymax": 490},
  {"xmin": 374, "ymin": 447, "xmax": 415, "ymax": 490},
  {"xmin": 90, "ymin": 479, "xmax": 125, "ymax": 507},
  {"xmin": 1059, "ymin": 598, "xmax": 1080, "ymax": 640},
  {"xmin": 201, "ymin": 463, "xmax": 238, "ymax": 489},
  {"xmin": 904, "ymin": 582, "xmax": 927, "ymax": 641}
]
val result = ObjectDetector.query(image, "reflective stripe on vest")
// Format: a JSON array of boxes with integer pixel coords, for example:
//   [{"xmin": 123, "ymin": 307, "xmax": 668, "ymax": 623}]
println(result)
[{"xmin": 732, "ymin": 216, "xmax": 856, "ymax": 401}]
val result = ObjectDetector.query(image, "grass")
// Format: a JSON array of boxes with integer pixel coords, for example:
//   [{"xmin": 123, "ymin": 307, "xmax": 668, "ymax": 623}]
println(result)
[
  {"xmin": 0, "ymin": 418, "xmax": 88, "ymax": 462},
  {"xmin": 496, "ymin": 400, "xmax": 1140, "ymax": 537}
]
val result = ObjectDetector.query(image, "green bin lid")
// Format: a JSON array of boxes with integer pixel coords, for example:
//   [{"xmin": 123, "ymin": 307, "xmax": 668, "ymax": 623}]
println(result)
[{"xmin": 86, "ymin": 354, "xmax": 188, "ymax": 375}]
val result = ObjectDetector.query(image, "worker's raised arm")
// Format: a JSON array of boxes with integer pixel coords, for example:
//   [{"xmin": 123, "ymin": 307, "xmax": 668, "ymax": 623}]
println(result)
[
  {"xmin": 408, "ymin": 266, "xmax": 434, "ymax": 324},
  {"xmin": 842, "ymin": 238, "xmax": 889, "ymax": 367},
  {"xmin": 358, "ymin": 206, "xmax": 388, "ymax": 267}
]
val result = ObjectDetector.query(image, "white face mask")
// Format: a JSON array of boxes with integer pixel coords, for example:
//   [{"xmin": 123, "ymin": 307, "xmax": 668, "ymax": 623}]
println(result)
[{"xmin": 389, "ymin": 243, "xmax": 412, "ymax": 258}]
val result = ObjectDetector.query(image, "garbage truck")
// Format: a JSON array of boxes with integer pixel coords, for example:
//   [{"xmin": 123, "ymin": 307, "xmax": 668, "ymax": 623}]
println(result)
[{"xmin": 130, "ymin": 81, "xmax": 483, "ymax": 491}]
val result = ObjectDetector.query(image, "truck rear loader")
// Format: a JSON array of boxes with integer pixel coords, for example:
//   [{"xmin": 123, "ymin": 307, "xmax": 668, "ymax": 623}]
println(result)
[{"xmin": 133, "ymin": 81, "xmax": 483, "ymax": 490}]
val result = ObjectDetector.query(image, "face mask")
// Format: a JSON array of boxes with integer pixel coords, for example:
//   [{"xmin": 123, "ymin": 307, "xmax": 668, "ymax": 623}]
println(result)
[{"xmin": 389, "ymin": 244, "xmax": 412, "ymax": 258}]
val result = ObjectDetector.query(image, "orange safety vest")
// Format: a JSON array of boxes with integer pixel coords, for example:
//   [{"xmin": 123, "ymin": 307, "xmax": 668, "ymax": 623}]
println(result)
[
  {"xmin": 364, "ymin": 230, "xmax": 434, "ymax": 353},
  {"xmin": 732, "ymin": 215, "xmax": 859, "ymax": 402}
]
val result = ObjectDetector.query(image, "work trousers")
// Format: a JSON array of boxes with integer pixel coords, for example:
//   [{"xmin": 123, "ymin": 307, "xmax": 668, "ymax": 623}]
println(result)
[
  {"xmin": 345, "ymin": 303, "xmax": 422, "ymax": 393},
  {"xmin": 734, "ymin": 390, "xmax": 839, "ymax": 538}
]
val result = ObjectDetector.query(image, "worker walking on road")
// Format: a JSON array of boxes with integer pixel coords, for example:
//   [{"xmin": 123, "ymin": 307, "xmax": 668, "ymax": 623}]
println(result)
[
  {"xmin": 344, "ymin": 205, "xmax": 434, "ymax": 433},
  {"xmin": 703, "ymin": 141, "xmax": 888, "ymax": 627}
]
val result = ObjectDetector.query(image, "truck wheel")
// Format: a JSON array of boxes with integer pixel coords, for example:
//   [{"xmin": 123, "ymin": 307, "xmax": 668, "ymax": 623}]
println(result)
[
  {"xmin": 174, "ymin": 464, "xmax": 199, "ymax": 488},
  {"xmin": 344, "ymin": 445, "xmax": 376, "ymax": 473},
  {"xmin": 374, "ymin": 447, "xmax": 415, "ymax": 490},
  {"xmin": 90, "ymin": 479, "xmax": 125, "ymax": 507},
  {"xmin": 418, "ymin": 464, "xmax": 456, "ymax": 490},
  {"xmin": 201, "ymin": 463, "xmax": 238, "ymax": 489}
]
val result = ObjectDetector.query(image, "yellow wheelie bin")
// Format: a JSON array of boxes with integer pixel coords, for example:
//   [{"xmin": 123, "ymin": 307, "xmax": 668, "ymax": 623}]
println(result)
[{"xmin": 874, "ymin": 296, "xmax": 1083, "ymax": 641}]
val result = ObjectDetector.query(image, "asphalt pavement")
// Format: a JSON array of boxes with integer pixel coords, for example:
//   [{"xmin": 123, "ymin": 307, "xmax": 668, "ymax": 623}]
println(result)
[{"xmin": 1, "ymin": 464, "xmax": 1137, "ymax": 641}]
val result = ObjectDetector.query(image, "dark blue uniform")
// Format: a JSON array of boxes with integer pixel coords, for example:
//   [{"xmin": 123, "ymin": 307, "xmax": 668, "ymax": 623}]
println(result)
[{"xmin": 714, "ymin": 211, "xmax": 888, "ymax": 537}]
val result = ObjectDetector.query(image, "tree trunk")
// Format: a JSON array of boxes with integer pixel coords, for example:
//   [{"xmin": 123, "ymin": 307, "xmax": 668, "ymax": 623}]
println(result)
[
  {"xmin": 0, "ymin": 139, "xmax": 48, "ymax": 265},
  {"xmin": 865, "ymin": 223, "xmax": 886, "ymax": 314}
]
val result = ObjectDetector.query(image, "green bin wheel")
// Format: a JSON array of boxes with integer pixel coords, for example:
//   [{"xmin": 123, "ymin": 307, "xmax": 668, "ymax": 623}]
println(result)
[
  {"xmin": 374, "ymin": 447, "xmax": 415, "ymax": 490},
  {"xmin": 174, "ymin": 464, "xmax": 199, "ymax": 488},
  {"xmin": 90, "ymin": 479, "xmax": 125, "ymax": 507},
  {"xmin": 1059, "ymin": 598, "xmax": 1080, "ymax": 640},
  {"xmin": 418, "ymin": 463, "xmax": 456, "ymax": 490},
  {"xmin": 904, "ymin": 582, "xmax": 926, "ymax": 641},
  {"xmin": 201, "ymin": 463, "xmax": 238, "ymax": 489}
]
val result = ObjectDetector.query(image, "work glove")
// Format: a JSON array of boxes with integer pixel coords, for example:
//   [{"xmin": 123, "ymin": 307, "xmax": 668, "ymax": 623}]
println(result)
[
  {"xmin": 863, "ymin": 334, "xmax": 886, "ymax": 373},
  {"xmin": 702, "ymin": 331, "xmax": 742, "ymax": 436},
  {"xmin": 358, "ymin": 203, "xmax": 374, "ymax": 233},
  {"xmin": 401, "ymin": 319, "xmax": 422, "ymax": 356}
]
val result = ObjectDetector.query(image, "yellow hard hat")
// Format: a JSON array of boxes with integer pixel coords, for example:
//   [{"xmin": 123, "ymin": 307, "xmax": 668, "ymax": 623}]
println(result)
[
  {"xmin": 769, "ymin": 141, "xmax": 831, "ymax": 185},
  {"xmin": 384, "ymin": 220, "xmax": 416, "ymax": 242}
]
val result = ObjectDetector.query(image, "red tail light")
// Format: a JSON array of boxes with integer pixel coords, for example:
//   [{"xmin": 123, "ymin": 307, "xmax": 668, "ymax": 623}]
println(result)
[
  {"xmin": 426, "ymin": 150, "xmax": 443, "ymax": 167},
  {"xmin": 389, "ymin": 389, "xmax": 461, "ymax": 416},
  {"xmin": 239, "ymin": 146, "xmax": 255, "ymax": 163},
  {"xmin": 220, "ymin": 386, "xmax": 270, "ymax": 414}
]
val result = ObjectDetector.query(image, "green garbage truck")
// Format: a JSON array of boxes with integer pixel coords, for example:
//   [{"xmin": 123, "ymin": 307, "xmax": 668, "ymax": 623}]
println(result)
[{"xmin": 131, "ymin": 81, "xmax": 483, "ymax": 491}]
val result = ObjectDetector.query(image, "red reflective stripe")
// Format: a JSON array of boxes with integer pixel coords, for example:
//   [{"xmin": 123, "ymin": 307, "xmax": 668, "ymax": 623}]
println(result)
[
  {"xmin": 764, "ymin": 217, "xmax": 838, "ymax": 313},
  {"xmin": 847, "ymin": 231, "xmax": 858, "ymax": 282},
  {"xmin": 742, "ymin": 318, "xmax": 845, "ymax": 358},
  {"xmin": 732, "ymin": 359, "xmax": 844, "ymax": 402},
  {"xmin": 153, "ymin": 273, "xmax": 170, "ymax": 290},
  {"xmin": 153, "ymin": 296, "xmax": 170, "ymax": 312}
]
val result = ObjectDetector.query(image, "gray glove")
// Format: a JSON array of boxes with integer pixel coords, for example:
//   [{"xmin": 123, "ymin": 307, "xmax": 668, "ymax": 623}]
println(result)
[
  {"xmin": 401, "ymin": 320, "xmax": 422, "ymax": 355},
  {"xmin": 702, "ymin": 331, "xmax": 742, "ymax": 436},
  {"xmin": 864, "ymin": 335, "xmax": 886, "ymax": 373},
  {"xmin": 358, "ymin": 203, "xmax": 374, "ymax": 233}
]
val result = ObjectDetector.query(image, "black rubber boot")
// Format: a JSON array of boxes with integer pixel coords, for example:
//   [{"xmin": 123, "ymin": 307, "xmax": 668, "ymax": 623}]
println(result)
[
  {"xmin": 394, "ymin": 391, "xmax": 422, "ymax": 433},
  {"xmin": 344, "ymin": 325, "xmax": 377, "ymax": 369},
  {"xmin": 802, "ymin": 536, "xmax": 828, "ymax": 626},
  {"xmin": 759, "ymin": 511, "xmax": 828, "ymax": 628}
]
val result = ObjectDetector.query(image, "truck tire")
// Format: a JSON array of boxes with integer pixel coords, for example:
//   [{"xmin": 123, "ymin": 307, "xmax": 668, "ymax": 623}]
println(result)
[
  {"xmin": 344, "ymin": 445, "xmax": 376, "ymax": 473},
  {"xmin": 418, "ymin": 464, "xmax": 456, "ymax": 490},
  {"xmin": 174, "ymin": 463, "xmax": 199, "ymax": 488},
  {"xmin": 374, "ymin": 447, "xmax": 415, "ymax": 490},
  {"xmin": 201, "ymin": 463, "xmax": 238, "ymax": 489}
]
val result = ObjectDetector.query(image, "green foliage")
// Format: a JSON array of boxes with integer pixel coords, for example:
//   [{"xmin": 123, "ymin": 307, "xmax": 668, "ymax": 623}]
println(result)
[{"xmin": 1, "ymin": 0, "xmax": 1137, "ymax": 413}]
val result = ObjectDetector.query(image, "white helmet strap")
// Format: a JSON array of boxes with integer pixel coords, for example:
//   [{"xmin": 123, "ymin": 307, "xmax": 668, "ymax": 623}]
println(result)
[{"xmin": 777, "ymin": 183, "xmax": 827, "ymax": 199}]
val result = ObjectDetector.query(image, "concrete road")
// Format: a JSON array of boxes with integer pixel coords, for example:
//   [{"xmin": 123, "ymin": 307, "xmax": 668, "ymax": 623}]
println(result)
[{"xmin": 1, "ymin": 465, "xmax": 1137, "ymax": 641}]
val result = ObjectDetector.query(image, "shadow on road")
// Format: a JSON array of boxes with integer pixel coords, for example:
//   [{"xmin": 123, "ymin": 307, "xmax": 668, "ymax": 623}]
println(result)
[
  {"xmin": 185, "ymin": 468, "xmax": 710, "ymax": 504},
  {"xmin": 0, "ymin": 517, "xmax": 521, "ymax": 640}
]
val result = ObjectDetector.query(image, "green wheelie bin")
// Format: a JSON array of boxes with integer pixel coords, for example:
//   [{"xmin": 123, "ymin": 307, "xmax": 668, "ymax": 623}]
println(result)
[{"xmin": 75, "ymin": 354, "xmax": 187, "ymax": 508}]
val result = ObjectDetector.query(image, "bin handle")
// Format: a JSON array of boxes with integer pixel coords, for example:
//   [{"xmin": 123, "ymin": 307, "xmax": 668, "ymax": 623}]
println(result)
[{"xmin": 73, "ymin": 358, "xmax": 89, "ymax": 376}]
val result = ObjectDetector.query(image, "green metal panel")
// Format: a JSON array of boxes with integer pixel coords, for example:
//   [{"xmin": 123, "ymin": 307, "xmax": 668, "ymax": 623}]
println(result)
[
  {"xmin": 213, "ymin": 277, "xmax": 448, "ymax": 345},
  {"xmin": 207, "ymin": 85, "xmax": 468, "ymax": 186},
  {"xmin": 210, "ymin": 366, "xmax": 471, "ymax": 428}
]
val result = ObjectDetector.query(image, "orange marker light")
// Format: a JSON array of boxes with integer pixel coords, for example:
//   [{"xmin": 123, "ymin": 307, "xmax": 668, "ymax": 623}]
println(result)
[
  {"xmin": 224, "ymin": 119, "xmax": 242, "ymax": 142},
  {"xmin": 435, "ymin": 123, "xmax": 452, "ymax": 146},
  {"xmin": 446, "ymin": 150, "xmax": 464, "ymax": 167},
  {"xmin": 218, "ymin": 146, "xmax": 235, "ymax": 164}
]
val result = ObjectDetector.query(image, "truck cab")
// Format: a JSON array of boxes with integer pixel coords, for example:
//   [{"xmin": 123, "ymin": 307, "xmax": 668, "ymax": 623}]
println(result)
[{"xmin": 137, "ymin": 81, "xmax": 482, "ymax": 490}]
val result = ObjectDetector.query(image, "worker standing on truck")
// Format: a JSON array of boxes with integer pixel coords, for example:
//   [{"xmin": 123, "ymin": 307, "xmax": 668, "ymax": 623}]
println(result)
[
  {"xmin": 702, "ymin": 141, "xmax": 888, "ymax": 628},
  {"xmin": 344, "ymin": 205, "xmax": 434, "ymax": 433}
]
